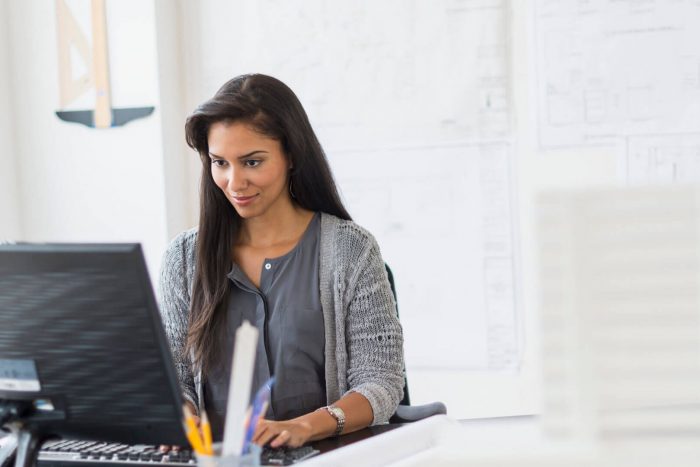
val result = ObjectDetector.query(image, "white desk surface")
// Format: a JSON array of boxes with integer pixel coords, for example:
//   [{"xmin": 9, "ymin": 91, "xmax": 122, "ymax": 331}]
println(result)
[
  {"xmin": 391, "ymin": 415, "xmax": 700, "ymax": 467},
  {"xmin": 303, "ymin": 415, "xmax": 547, "ymax": 467},
  {"xmin": 305, "ymin": 414, "xmax": 700, "ymax": 467}
]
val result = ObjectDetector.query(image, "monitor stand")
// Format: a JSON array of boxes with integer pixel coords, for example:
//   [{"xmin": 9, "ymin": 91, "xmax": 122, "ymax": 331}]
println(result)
[{"xmin": 12, "ymin": 427, "xmax": 45, "ymax": 467}]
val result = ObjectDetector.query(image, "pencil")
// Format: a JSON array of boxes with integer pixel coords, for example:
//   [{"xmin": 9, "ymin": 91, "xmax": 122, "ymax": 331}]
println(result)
[
  {"xmin": 183, "ymin": 405, "xmax": 205, "ymax": 454},
  {"xmin": 200, "ymin": 410, "xmax": 214, "ymax": 455}
]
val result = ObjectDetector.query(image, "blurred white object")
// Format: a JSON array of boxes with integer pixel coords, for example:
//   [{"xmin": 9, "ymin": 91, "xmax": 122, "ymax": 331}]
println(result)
[
  {"xmin": 0, "ymin": 433, "xmax": 17, "ymax": 466},
  {"xmin": 538, "ymin": 186, "xmax": 700, "ymax": 444},
  {"xmin": 222, "ymin": 321, "xmax": 259, "ymax": 457}
]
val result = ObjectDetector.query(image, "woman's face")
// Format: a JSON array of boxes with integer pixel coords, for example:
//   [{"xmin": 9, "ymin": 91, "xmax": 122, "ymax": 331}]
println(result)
[{"xmin": 207, "ymin": 121, "xmax": 292, "ymax": 220}]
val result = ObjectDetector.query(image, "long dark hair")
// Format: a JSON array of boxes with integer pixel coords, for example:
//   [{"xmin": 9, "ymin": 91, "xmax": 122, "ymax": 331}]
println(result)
[{"xmin": 184, "ymin": 74, "xmax": 351, "ymax": 373}]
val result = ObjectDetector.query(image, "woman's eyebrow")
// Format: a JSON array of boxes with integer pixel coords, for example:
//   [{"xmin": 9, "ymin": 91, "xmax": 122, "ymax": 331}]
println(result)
[{"xmin": 207, "ymin": 150, "xmax": 268, "ymax": 159}]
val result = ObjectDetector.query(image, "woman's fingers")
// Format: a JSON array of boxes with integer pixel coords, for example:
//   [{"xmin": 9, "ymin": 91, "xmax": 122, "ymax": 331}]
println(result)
[
  {"xmin": 251, "ymin": 419, "xmax": 311, "ymax": 448},
  {"xmin": 269, "ymin": 430, "xmax": 290, "ymax": 448},
  {"xmin": 254, "ymin": 424, "xmax": 291, "ymax": 447},
  {"xmin": 253, "ymin": 424, "xmax": 279, "ymax": 446},
  {"xmin": 252, "ymin": 420, "xmax": 270, "ymax": 445},
  {"xmin": 256, "ymin": 428, "xmax": 281, "ymax": 447},
  {"xmin": 158, "ymin": 445, "xmax": 181, "ymax": 452}
]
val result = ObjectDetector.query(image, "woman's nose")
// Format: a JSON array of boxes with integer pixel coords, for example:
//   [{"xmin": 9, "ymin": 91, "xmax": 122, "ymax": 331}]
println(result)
[{"xmin": 227, "ymin": 166, "xmax": 247, "ymax": 192}]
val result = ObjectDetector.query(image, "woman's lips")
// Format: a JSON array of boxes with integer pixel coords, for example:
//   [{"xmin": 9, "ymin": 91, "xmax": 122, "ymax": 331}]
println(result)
[{"xmin": 231, "ymin": 194, "xmax": 258, "ymax": 206}]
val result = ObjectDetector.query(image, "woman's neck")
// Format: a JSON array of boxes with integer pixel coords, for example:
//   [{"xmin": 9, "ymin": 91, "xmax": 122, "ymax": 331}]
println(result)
[{"xmin": 237, "ymin": 204, "xmax": 315, "ymax": 249}]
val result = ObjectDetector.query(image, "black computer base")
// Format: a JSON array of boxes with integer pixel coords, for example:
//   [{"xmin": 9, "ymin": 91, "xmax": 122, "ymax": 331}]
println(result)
[{"xmin": 0, "ymin": 400, "xmax": 49, "ymax": 467}]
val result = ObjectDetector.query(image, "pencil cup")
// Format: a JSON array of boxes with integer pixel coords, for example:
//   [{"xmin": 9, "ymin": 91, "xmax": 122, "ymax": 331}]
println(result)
[{"xmin": 194, "ymin": 443, "xmax": 261, "ymax": 467}]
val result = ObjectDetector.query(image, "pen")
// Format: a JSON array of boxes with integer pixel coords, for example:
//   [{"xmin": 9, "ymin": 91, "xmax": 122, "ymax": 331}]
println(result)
[{"xmin": 242, "ymin": 376, "xmax": 275, "ymax": 455}]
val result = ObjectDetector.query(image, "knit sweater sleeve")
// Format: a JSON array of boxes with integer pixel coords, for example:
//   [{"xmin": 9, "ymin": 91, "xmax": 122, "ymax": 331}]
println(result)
[
  {"xmin": 344, "ymin": 234, "xmax": 405, "ymax": 424},
  {"xmin": 157, "ymin": 229, "xmax": 198, "ymax": 410}
]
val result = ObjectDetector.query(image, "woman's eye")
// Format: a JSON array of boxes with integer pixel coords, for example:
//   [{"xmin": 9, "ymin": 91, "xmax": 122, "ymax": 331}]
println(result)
[
  {"xmin": 244, "ymin": 159, "xmax": 261, "ymax": 168},
  {"xmin": 211, "ymin": 159, "xmax": 226, "ymax": 167}
]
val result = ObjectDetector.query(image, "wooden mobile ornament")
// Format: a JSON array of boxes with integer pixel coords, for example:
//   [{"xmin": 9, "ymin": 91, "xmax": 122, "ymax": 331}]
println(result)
[{"xmin": 55, "ymin": 0, "xmax": 154, "ymax": 129}]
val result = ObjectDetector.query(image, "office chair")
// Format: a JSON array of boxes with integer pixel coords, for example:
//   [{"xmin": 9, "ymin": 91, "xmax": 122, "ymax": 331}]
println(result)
[{"xmin": 384, "ymin": 264, "xmax": 448, "ymax": 424}]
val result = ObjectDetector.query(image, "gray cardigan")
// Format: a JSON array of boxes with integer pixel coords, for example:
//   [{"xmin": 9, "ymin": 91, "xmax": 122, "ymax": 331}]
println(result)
[{"xmin": 158, "ymin": 213, "xmax": 405, "ymax": 424}]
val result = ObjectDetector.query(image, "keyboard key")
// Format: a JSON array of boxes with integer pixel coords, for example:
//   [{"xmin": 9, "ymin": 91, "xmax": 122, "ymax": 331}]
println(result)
[{"xmin": 260, "ymin": 445, "xmax": 320, "ymax": 465}]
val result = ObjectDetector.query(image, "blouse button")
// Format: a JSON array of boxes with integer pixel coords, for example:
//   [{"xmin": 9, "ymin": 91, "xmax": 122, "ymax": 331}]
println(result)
[{"xmin": 264, "ymin": 263, "xmax": 272, "ymax": 270}]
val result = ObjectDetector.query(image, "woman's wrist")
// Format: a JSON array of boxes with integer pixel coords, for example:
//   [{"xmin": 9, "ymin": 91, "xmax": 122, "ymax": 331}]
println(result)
[
  {"xmin": 287, "ymin": 393, "xmax": 373, "ymax": 444},
  {"xmin": 294, "ymin": 409, "xmax": 337, "ymax": 441}
]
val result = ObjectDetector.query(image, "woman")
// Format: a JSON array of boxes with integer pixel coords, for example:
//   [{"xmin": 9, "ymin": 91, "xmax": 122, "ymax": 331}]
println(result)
[{"xmin": 158, "ymin": 74, "xmax": 404, "ymax": 448}]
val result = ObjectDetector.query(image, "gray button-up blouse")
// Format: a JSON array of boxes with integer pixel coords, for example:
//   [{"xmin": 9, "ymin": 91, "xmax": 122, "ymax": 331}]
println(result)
[{"xmin": 203, "ymin": 213, "xmax": 326, "ymax": 440}]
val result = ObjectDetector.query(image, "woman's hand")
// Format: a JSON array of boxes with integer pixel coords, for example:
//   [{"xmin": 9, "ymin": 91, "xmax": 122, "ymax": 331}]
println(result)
[
  {"xmin": 252, "ymin": 393, "xmax": 373, "ymax": 448},
  {"xmin": 252, "ymin": 419, "xmax": 314, "ymax": 448}
]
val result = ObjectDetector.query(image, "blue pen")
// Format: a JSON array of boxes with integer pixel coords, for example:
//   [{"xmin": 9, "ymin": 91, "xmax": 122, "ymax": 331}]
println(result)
[{"xmin": 242, "ymin": 376, "xmax": 275, "ymax": 455}]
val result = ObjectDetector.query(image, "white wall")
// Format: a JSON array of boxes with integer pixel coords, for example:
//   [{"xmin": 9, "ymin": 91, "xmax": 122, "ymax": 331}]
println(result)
[
  {"xmin": 505, "ymin": 0, "xmax": 621, "ymax": 419},
  {"xmin": 175, "ymin": 0, "xmax": 549, "ymax": 419},
  {"xmin": 3, "ymin": 0, "xmax": 174, "ymax": 276},
  {"xmin": 0, "ymin": 0, "xmax": 656, "ymax": 420},
  {"xmin": 0, "ymin": 0, "xmax": 22, "ymax": 241},
  {"xmin": 153, "ymin": 0, "xmax": 199, "ymax": 239}
]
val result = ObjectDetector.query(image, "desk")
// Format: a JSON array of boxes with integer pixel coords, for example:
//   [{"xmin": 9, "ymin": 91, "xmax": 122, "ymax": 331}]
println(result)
[
  {"xmin": 312, "ymin": 423, "xmax": 406, "ymax": 454},
  {"xmin": 303, "ymin": 415, "xmax": 461, "ymax": 466},
  {"xmin": 2, "ymin": 416, "xmax": 541, "ymax": 466},
  {"xmin": 312, "ymin": 415, "xmax": 539, "ymax": 454},
  {"xmin": 304, "ymin": 415, "xmax": 542, "ymax": 466}
]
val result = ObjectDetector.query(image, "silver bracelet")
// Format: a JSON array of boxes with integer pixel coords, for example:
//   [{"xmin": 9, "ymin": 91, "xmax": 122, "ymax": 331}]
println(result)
[{"xmin": 320, "ymin": 405, "xmax": 345, "ymax": 436}]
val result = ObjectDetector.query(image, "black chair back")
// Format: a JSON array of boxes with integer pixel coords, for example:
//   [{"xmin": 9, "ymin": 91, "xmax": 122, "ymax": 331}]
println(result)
[
  {"xmin": 384, "ymin": 263, "xmax": 410, "ymax": 406},
  {"xmin": 384, "ymin": 263, "xmax": 448, "ymax": 423}
]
